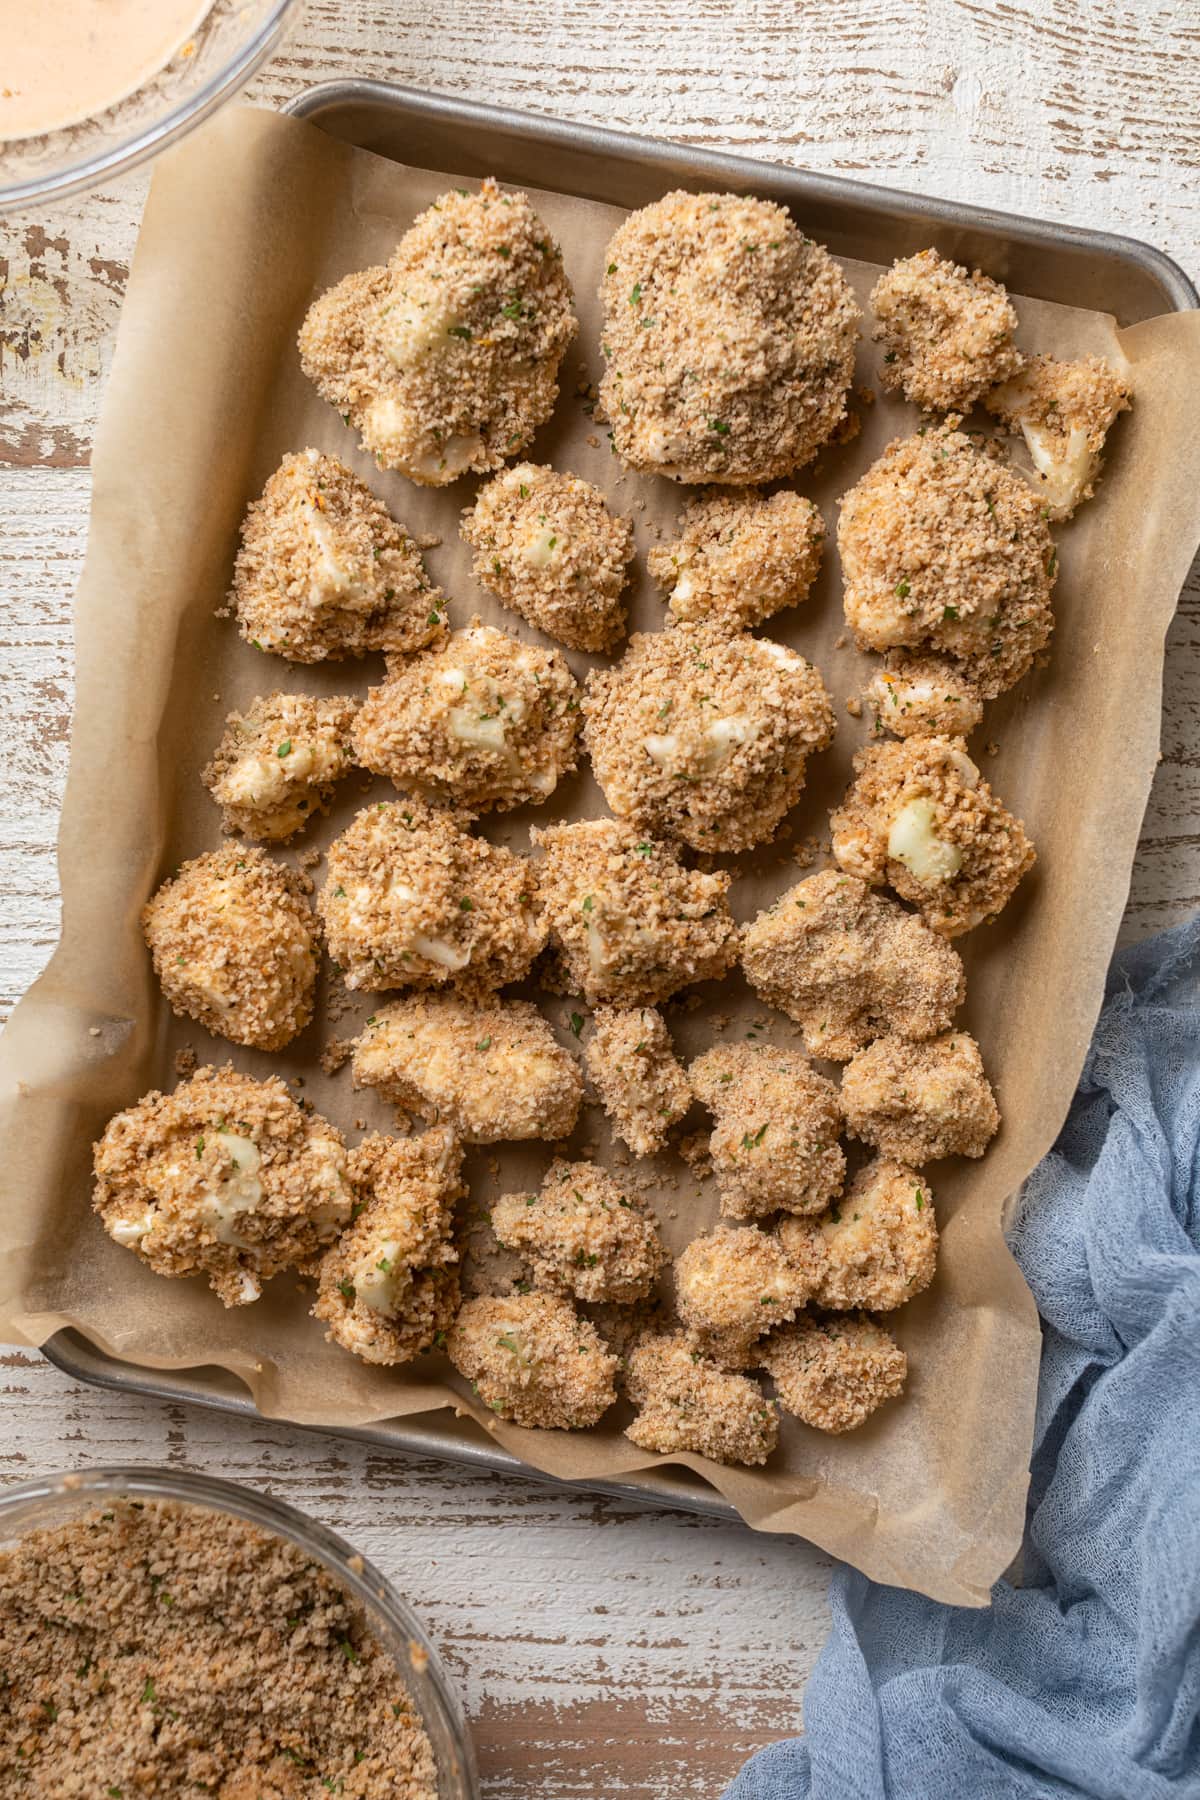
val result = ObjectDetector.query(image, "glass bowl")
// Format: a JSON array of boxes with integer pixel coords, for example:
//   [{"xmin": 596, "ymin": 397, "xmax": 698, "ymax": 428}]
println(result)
[
  {"xmin": 0, "ymin": 0, "xmax": 301, "ymax": 213},
  {"xmin": 0, "ymin": 1463, "xmax": 480, "ymax": 1799}
]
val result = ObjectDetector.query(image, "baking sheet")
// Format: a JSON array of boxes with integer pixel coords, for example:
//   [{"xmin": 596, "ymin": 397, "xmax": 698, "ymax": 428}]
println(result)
[{"xmin": 4, "ymin": 103, "xmax": 1200, "ymax": 1606}]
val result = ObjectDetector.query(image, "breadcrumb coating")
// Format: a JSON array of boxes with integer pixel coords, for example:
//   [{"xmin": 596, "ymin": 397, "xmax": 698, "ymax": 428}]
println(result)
[
  {"xmin": 532, "ymin": 818, "xmax": 737, "ymax": 1005},
  {"xmin": 141, "ymin": 846, "xmax": 319, "ymax": 1052},
  {"xmin": 740, "ymin": 868, "xmax": 965, "ymax": 1061},
  {"xmin": 648, "ymin": 489, "xmax": 825, "ymax": 629},
  {"xmin": 352, "ymin": 622, "xmax": 581, "ymax": 812},
  {"xmin": 92, "ymin": 1066, "xmax": 350, "ymax": 1307},
  {"xmin": 760, "ymin": 1312, "xmax": 907, "ymax": 1433},
  {"xmin": 461, "ymin": 463, "xmax": 635, "ymax": 651},
  {"xmin": 870, "ymin": 248, "xmax": 1022, "ymax": 413},
  {"xmin": 318, "ymin": 800, "xmax": 544, "ymax": 992},
  {"xmin": 863, "ymin": 654, "xmax": 984, "ymax": 739},
  {"xmin": 675, "ymin": 1223, "xmax": 820, "ymax": 1367},
  {"xmin": 985, "ymin": 352, "xmax": 1132, "ymax": 520},
  {"xmin": 838, "ymin": 426, "xmax": 1056, "ymax": 699},
  {"xmin": 446, "ymin": 1292, "xmax": 618, "ymax": 1428},
  {"xmin": 202, "ymin": 691, "xmax": 357, "ymax": 842},
  {"xmin": 690, "ymin": 1043, "xmax": 845, "ymax": 1220},
  {"xmin": 830, "ymin": 734, "xmax": 1035, "ymax": 936},
  {"xmin": 314, "ymin": 1127, "xmax": 463, "ymax": 1364},
  {"xmin": 298, "ymin": 180, "xmax": 577, "ymax": 485},
  {"xmin": 492, "ymin": 1160, "xmax": 668, "ymax": 1303},
  {"xmin": 778, "ymin": 1159, "xmax": 938, "ymax": 1311},
  {"xmin": 352, "ymin": 993, "xmax": 582, "ymax": 1143},
  {"xmin": 599, "ymin": 191, "xmax": 860, "ymax": 484},
  {"xmin": 584, "ymin": 1004, "xmax": 692, "ymax": 1156},
  {"xmin": 625, "ymin": 1331, "xmax": 779, "ymax": 1466},
  {"xmin": 840, "ymin": 1030, "xmax": 1000, "ymax": 1164},
  {"xmin": 584, "ymin": 624, "xmax": 836, "ymax": 852},
  {"xmin": 231, "ymin": 450, "xmax": 445, "ymax": 662}
]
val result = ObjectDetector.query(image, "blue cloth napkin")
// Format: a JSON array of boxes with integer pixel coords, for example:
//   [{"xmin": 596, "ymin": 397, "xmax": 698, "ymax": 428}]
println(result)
[{"xmin": 725, "ymin": 918, "xmax": 1200, "ymax": 1800}]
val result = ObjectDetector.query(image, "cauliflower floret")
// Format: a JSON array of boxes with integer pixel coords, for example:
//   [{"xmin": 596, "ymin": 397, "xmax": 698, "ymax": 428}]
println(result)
[
  {"xmin": 985, "ymin": 353, "xmax": 1132, "ymax": 520},
  {"xmin": 870, "ymin": 248, "xmax": 1022, "ymax": 412},
  {"xmin": 778, "ymin": 1160, "xmax": 938, "ymax": 1311},
  {"xmin": 647, "ymin": 489, "xmax": 825, "ymax": 630},
  {"xmin": 492, "ymin": 1160, "xmax": 668, "ymax": 1304},
  {"xmin": 92, "ymin": 1066, "xmax": 350, "ymax": 1307},
  {"xmin": 599, "ymin": 191, "xmax": 860, "ymax": 483},
  {"xmin": 584, "ymin": 1005, "xmax": 692, "ymax": 1157},
  {"xmin": 840, "ymin": 1031, "xmax": 1000, "ymax": 1164},
  {"xmin": 141, "ymin": 846, "xmax": 318, "ymax": 1052},
  {"xmin": 690, "ymin": 1044, "xmax": 845, "ymax": 1221},
  {"xmin": 830, "ymin": 735, "xmax": 1035, "ymax": 937},
  {"xmin": 532, "ymin": 819, "xmax": 737, "ymax": 1006},
  {"xmin": 760, "ymin": 1313, "xmax": 907, "ymax": 1433},
  {"xmin": 461, "ymin": 464, "xmax": 635, "ymax": 652},
  {"xmin": 446, "ymin": 1292, "xmax": 618, "ymax": 1428},
  {"xmin": 202, "ymin": 692, "xmax": 357, "ymax": 842},
  {"xmin": 675, "ymin": 1223, "xmax": 821, "ymax": 1368},
  {"xmin": 740, "ymin": 868, "xmax": 965, "ymax": 1060},
  {"xmin": 625, "ymin": 1332, "xmax": 779, "ymax": 1466},
  {"xmin": 298, "ymin": 180, "xmax": 577, "ymax": 485},
  {"xmin": 862, "ymin": 655, "xmax": 984, "ymax": 740},
  {"xmin": 584, "ymin": 624, "xmax": 836, "ymax": 853}
]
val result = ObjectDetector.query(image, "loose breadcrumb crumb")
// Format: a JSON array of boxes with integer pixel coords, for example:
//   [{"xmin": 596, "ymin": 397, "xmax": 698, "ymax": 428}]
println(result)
[
  {"xmin": 870, "ymin": 248, "xmax": 1022, "ymax": 412},
  {"xmin": 760, "ymin": 1312, "xmax": 907, "ymax": 1432},
  {"xmin": 675, "ymin": 1223, "xmax": 820, "ymax": 1367},
  {"xmin": 985, "ymin": 352, "xmax": 1132, "ymax": 519},
  {"xmin": 447, "ymin": 1292, "xmax": 618, "ymax": 1428},
  {"xmin": 690, "ymin": 1043, "xmax": 845, "ymax": 1220},
  {"xmin": 647, "ymin": 489, "xmax": 825, "ymax": 629},
  {"xmin": 492, "ymin": 1160, "xmax": 668, "ymax": 1303},
  {"xmin": 777, "ymin": 1159, "xmax": 938, "ymax": 1311},
  {"xmin": 584, "ymin": 1004, "xmax": 692, "ymax": 1156},
  {"xmin": 840, "ymin": 1030, "xmax": 1000, "ymax": 1164},
  {"xmin": 625, "ymin": 1332, "xmax": 779, "ymax": 1465}
]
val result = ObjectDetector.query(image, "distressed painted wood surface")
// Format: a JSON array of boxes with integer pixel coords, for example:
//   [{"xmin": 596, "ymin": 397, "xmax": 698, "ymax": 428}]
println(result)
[{"xmin": 1, "ymin": 3, "xmax": 1198, "ymax": 1794}]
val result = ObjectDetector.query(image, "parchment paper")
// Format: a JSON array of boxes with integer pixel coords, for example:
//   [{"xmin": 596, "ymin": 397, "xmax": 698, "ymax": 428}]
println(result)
[{"xmin": 4, "ymin": 105, "xmax": 1200, "ymax": 1607}]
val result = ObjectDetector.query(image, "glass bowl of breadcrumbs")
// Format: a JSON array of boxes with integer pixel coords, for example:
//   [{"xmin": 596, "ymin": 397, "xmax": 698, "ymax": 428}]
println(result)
[{"xmin": 0, "ymin": 1464, "xmax": 478, "ymax": 1798}]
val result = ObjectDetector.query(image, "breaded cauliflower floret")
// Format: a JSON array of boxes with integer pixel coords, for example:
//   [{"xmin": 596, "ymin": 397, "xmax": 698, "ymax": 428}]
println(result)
[
  {"xmin": 298, "ymin": 181, "xmax": 577, "ymax": 485},
  {"xmin": 313, "ymin": 1128, "xmax": 463, "ymax": 1365},
  {"xmin": 352, "ymin": 994, "xmax": 582, "ymax": 1143},
  {"xmin": 625, "ymin": 1332, "xmax": 779, "ymax": 1466},
  {"xmin": 830, "ymin": 735, "xmax": 1035, "ymax": 937},
  {"xmin": 461, "ymin": 464, "xmax": 635, "ymax": 652},
  {"xmin": 584, "ymin": 625, "xmax": 836, "ymax": 853},
  {"xmin": 231, "ymin": 450, "xmax": 445, "ymax": 663},
  {"xmin": 838, "ymin": 426, "xmax": 1056, "ymax": 699},
  {"xmin": 675, "ymin": 1223, "xmax": 820, "ymax": 1368},
  {"xmin": 760, "ymin": 1313, "xmax": 907, "ymax": 1433},
  {"xmin": 863, "ymin": 655, "xmax": 984, "ymax": 740},
  {"xmin": 870, "ymin": 248, "xmax": 1021, "ymax": 413},
  {"xmin": 352, "ymin": 622, "xmax": 581, "ymax": 812},
  {"xmin": 446, "ymin": 1292, "xmax": 618, "ymax": 1428},
  {"xmin": 690, "ymin": 1043, "xmax": 845, "ymax": 1221},
  {"xmin": 584, "ymin": 1005, "xmax": 691, "ymax": 1156},
  {"xmin": 532, "ymin": 819, "xmax": 737, "ymax": 1005},
  {"xmin": 600, "ymin": 192, "xmax": 860, "ymax": 484},
  {"xmin": 740, "ymin": 869, "xmax": 964, "ymax": 1061},
  {"xmin": 317, "ymin": 800, "xmax": 544, "ymax": 993},
  {"xmin": 492, "ymin": 1160, "xmax": 668, "ymax": 1304},
  {"xmin": 648, "ymin": 489, "xmax": 825, "ymax": 630},
  {"xmin": 778, "ymin": 1160, "xmax": 938, "ymax": 1312},
  {"xmin": 841, "ymin": 1031, "xmax": 1000, "ymax": 1164},
  {"xmin": 202, "ymin": 692, "xmax": 357, "ymax": 842},
  {"xmin": 985, "ymin": 353, "xmax": 1132, "ymax": 520},
  {"xmin": 92, "ymin": 1066, "xmax": 350, "ymax": 1307},
  {"xmin": 141, "ymin": 846, "xmax": 318, "ymax": 1051}
]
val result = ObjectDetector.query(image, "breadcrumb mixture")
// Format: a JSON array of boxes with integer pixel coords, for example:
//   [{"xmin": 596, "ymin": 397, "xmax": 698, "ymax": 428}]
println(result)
[
  {"xmin": 202, "ymin": 691, "xmax": 358, "ymax": 842},
  {"xmin": 838, "ymin": 426, "xmax": 1057, "ymax": 699},
  {"xmin": 461, "ymin": 463, "xmax": 635, "ymax": 651},
  {"xmin": 583, "ymin": 623, "xmax": 836, "ymax": 852},
  {"xmin": 584, "ymin": 1004, "xmax": 692, "ymax": 1156},
  {"xmin": 840, "ymin": 1030, "xmax": 1000, "ymax": 1164},
  {"xmin": 985, "ymin": 352, "xmax": 1132, "ymax": 520},
  {"xmin": 532, "ymin": 818, "xmax": 737, "ymax": 1005},
  {"xmin": 142, "ymin": 846, "xmax": 319, "ymax": 1052},
  {"xmin": 447, "ymin": 1292, "xmax": 618, "ymax": 1428},
  {"xmin": 318, "ymin": 800, "xmax": 544, "ymax": 992},
  {"xmin": 625, "ymin": 1332, "xmax": 779, "ymax": 1465},
  {"xmin": 231, "ymin": 450, "xmax": 446, "ymax": 662},
  {"xmin": 299, "ymin": 181, "xmax": 577, "ymax": 485},
  {"xmin": 93, "ymin": 1066, "xmax": 350, "ymax": 1307},
  {"xmin": 690, "ymin": 1043, "xmax": 845, "ymax": 1220},
  {"xmin": 0, "ymin": 1499, "xmax": 438, "ymax": 1800},
  {"xmin": 778, "ymin": 1159, "xmax": 938, "ymax": 1312},
  {"xmin": 863, "ymin": 654, "xmax": 984, "ymax": 740},
  {"xmin": 647, "ymin": 488, "xmax": 825, "ymax": 630},
  {"xmin": 830, "ymin": 735, "xmax": 1036, "ymax": 936},
  {"xmin": 739, "ymin": 868, "xmax": 965, "ymax": 1060},
  {"xmin": 491, "ymin": 1159, "xmax": 668, "ymax": 1303},
  {"xmin": 760, "ymin": 1312, "xmax": 907, "ymax": 1433},
  {"xmin": 599, "ymin": 191, "xmax": 860, "ymax": 483},
  {"xmin": 351, "ymin": 993, "xmax": 582, "ymax": 1143},
  {"xmin": 352, "ymin": 621, "xmax": 581, "ymax": 811},
  {"xmin": 675, "ymin": 1223, "xmax": 819, "ymax": 1367},
  {"xmin": 870, "ymin": 248, "xmax": 1022, "ymax": 413}
]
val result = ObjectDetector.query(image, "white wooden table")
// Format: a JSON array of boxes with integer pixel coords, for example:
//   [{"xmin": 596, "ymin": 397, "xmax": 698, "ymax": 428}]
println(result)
[{"xmin": 2, "ymin": 5, "xmax": 1197, "ymax": 1793}]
